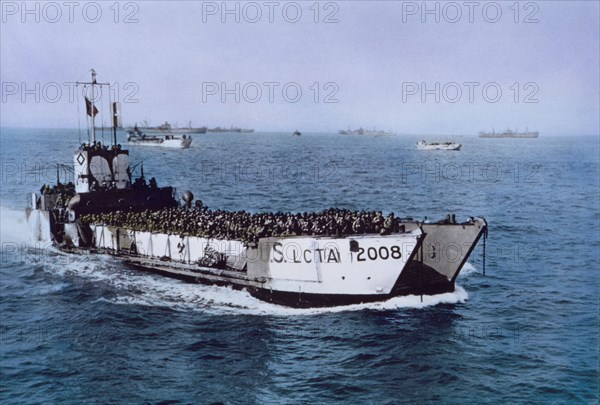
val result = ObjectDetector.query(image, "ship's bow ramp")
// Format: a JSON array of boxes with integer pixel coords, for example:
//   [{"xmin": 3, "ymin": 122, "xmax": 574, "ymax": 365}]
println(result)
[{"xmin": 392, "ymin": 218, "xmax": 487, "ymax": 296}]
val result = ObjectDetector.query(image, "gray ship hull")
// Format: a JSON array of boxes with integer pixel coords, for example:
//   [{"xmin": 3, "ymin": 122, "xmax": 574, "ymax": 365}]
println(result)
[{"xmin": 479, "ymin": 131, "xmax": 539, "ymax": 138}]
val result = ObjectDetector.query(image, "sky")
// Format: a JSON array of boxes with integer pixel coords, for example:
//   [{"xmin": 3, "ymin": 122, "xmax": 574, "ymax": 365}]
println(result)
[{"xmin": 1, "ymin": 0, "xmax": 599, "ymax": 135}]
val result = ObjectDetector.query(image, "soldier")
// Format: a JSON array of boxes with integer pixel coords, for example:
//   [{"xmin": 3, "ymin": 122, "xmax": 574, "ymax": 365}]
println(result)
[
  {"xmin": 353, "ymin": 216, "xmax": 365, "ymax": 234},
  {"xmin": 372, "ymin": 211, "xmax": 384, "ymax": 233},
  {"xmin": 55, "ymin": 194, "xmax": 64, "ymax": 208},
  {"xmin": 381, "ymin": 212, "xmax": 395, "ymax": 236}
]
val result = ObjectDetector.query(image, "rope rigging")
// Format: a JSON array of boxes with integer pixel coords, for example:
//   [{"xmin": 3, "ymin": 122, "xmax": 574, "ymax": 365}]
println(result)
[{"xmin": 482, "ymin": 226, "xmax": 488, "ymax": 276}]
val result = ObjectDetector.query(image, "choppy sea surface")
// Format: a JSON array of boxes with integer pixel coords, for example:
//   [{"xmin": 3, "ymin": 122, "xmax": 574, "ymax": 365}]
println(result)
[{"xmin": 0, "ymin": 128, "xmax": 598, "ymax": 404}]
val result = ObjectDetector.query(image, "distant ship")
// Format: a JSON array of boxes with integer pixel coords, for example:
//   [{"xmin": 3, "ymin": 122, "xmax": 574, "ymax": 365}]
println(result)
[
  {"xmin": 417, "ymin": 140, "xmax": 462, "ymax": 151},
  {"xmin": 292, "ymin": 130, "xmax": 301, "ymax": 136},
  {"xmin": 128, "ymin": 121, "xmax": 207, "ymax": 135},
  {"xmin": 206, "ymin": 126, "xmax": 254, "ymax": 133},
  {"xmin": 127, "ymin": 126, "xmax": 192, "ymax": 148},
  {"xmin": 479, "ymin": 128, "xmax": 539, "ymax": 138},
  {"xmin": 339, "ymin": 127, "xmax": 393, "ymax": 136}
]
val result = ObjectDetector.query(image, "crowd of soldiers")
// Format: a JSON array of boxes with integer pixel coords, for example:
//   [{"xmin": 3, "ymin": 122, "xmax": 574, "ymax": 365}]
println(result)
[
  {"xmin": 80, "ymin": 206, "xmax": 407, "ymax": 247},
  {"xmin": 39, "ymin": 182, "xmax": 76, "ymax": 209},
  {"xmin": 40, "ymin": 182, "xmax": 76, "ymax": 196},
  {"xmin": 79, "ymin": 141, "xmax": 123, "ymax": 152}
]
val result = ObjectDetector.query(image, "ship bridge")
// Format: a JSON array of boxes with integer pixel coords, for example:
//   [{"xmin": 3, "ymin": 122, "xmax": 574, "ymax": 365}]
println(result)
[{"xmin": 74, "ymin": 144, "xmax": 131, "ymax": 193}]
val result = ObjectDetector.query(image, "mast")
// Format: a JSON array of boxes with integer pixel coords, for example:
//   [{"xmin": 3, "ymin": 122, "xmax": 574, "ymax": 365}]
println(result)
[
  {"xmin": 91, "ymin": 69, "xmax": 96, "ymax": 143},
  {"xmin": 76, "ymin": 69, "xmax": 111, "ymax": 145}
]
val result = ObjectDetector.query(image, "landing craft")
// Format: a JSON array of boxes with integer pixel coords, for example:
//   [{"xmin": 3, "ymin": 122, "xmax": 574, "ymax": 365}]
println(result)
[
  {"xmin": 26, "ymin": 71, "xmax": 488, "ymax": 308},
  {"xmin": 126, "ymin": 126, "xmax": 193, "ymax": 148},
  {"xmin": 417, "ymin": 140, "xmax": 462, "ymax": 151}
]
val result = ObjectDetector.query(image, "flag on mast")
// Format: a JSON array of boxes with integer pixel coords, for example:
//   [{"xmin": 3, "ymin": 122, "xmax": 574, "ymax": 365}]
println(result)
[{"xmin": 85, "ymin": 97, "xmax": 99, "ymax": 117}]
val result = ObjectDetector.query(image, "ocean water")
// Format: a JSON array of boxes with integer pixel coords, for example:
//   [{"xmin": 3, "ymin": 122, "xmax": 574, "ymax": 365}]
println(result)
[{"xmin": 0, "ymin": 128, "xmax": 598, "ymax": 403}]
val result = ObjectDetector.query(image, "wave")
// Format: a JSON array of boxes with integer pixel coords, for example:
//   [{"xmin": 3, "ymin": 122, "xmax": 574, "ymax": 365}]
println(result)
[
  {"xmin": 97, "ymin": 283, "xmax": 469, "ymax": 317},
  {"xmin": 458, "ymin": 262, "xmax": 479, "ymax": 277},
  {"xmin": 39, "ymin": 252, "xmax": 469, "ymax": 316}
]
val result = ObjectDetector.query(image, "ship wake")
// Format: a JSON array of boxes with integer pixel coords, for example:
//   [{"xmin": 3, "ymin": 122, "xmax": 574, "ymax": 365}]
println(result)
[
  {"xmin": 47, "ymin": 256, "xmax": 472, "ymax": 316},
  {"xmin": 1, "ymin": 205, "xmax": 29, "ymax": 245},
  {"xmin": 98, "ymin": 281, "xmax": 470, "ymax": 316}
]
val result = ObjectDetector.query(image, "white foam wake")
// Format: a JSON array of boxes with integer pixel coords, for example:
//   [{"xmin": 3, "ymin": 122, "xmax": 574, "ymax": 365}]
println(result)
[
  {"xmin": 34, "ymin": 252, "xmax": 472, "ymax": 315},
  {"xmin": 58, "ymin": 253, "xmax": 470, "ymax": 316},
  {"xmin": 0, "ymin": 205, "xmax": 29, "ymax": 245},
  {"xmin": 458, "ymin": 262, "xmax": 479, "ymax": 277},
  {"xmin": 100, "ymin": 281, "xmax": 469, "ymax": 316}
]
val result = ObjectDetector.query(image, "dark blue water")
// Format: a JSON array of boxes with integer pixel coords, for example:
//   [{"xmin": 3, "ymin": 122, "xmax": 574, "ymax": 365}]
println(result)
[{"xmin": 1, "ymin": 128, "xmax": 598, "ymax": 403}]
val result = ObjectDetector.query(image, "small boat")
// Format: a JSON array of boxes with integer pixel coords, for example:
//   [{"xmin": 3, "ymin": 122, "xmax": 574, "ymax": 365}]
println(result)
[
  {"xmin": 127, "ymin": 121, "xmax": 207, "ymax": 135},
  {"xmin": 293, "ymin": 130, "xmax": 301, "ymax": 136},
  {"xmin": 416, "ymin": 140, "xmax": 461, "ymax": 151},
  {"xmin": 127, "ymin": 126, "xmax": 192, "ymax": 148}
]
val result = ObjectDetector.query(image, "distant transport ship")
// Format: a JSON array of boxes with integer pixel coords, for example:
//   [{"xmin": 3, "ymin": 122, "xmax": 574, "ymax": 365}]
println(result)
[
  {"xmin": 207, "ymin": 126, "xmax": 254, "ymax": 133},
  {"xmin": 339, "ymin": 127, "xmax": 394, "ymax": 136},
  {"xmin": 127, "ymin": 126, "xmax": 192, "ymax": 148},
  {"xmin": 26, "ymin": 71, "xmax": 488, "ymax": 309},
  {"xmin": 128, "ymin": 121, "xmax": 207, "ymax": 135},
  {"xmin": 417, "ymin": 140, "xmax": 462, "ymax": 151},
  {"xmin": 292, "ymin": 130, "xmax": 301, "ymax": 136},
  {"xmin": 479, "ymin": 128, "xmax": 539, "ymax": 138}
]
